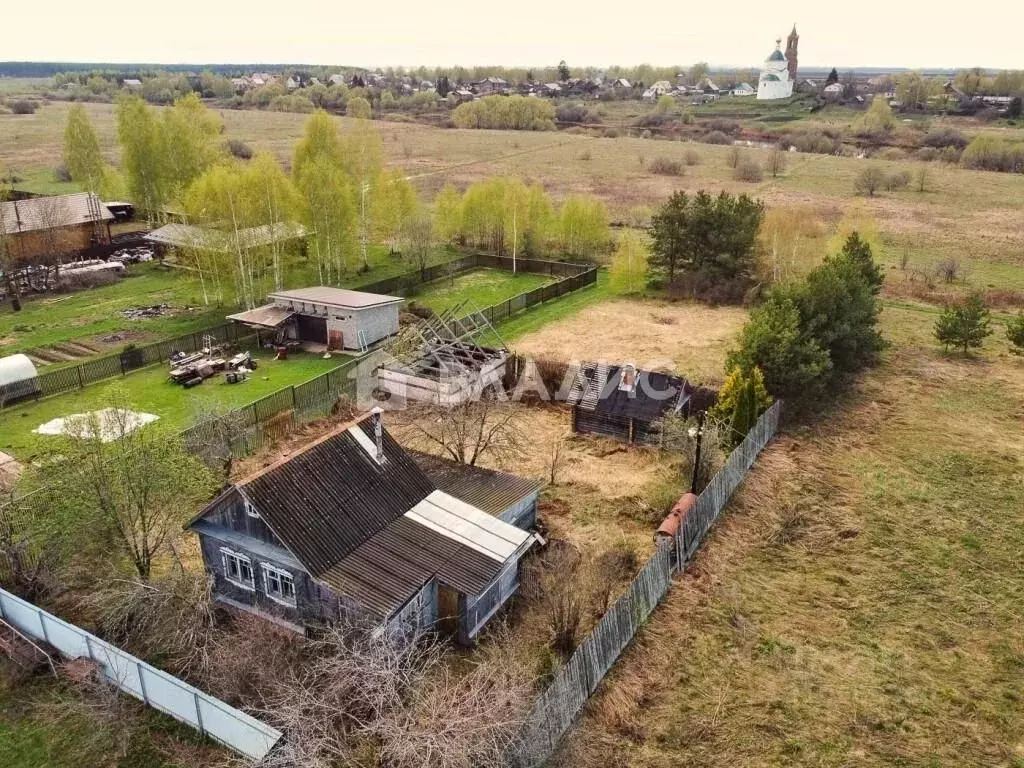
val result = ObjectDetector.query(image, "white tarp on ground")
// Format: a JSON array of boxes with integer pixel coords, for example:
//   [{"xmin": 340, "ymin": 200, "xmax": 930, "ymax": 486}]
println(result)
[{"xmin": 34, "ymin": 408, "xmax": 159, "ymax": 441}]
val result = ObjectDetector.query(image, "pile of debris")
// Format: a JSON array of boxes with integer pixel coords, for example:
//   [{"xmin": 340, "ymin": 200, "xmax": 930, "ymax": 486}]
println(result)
[
  {"xmin": 119, "ymin": 304, "xmax": 175, "ymax": 319},
  {"xmin": 107, "ymin": 246, "xmax": 155, "ymax": 265}
]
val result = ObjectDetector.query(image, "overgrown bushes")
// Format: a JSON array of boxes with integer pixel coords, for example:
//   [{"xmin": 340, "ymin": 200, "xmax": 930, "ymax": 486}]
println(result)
[
  {"xmin": 649, "ymin": 156, "xmax": 684, "ymax": 176},
  {"xmin": 702, "ymin": 130, "xmax": 732, "ymax": 145},
  {"xmin": 960, "ymin": 135, "xmax": 1024, "ymax": 173},
  {"xmin": 785, "ymin": 130, "xmax": 839, "ymax": 155},
  {"xmin": 923, "ymin": 127, "xmax": 968, "ymax": 149},
  {"xmin": 733, "ymin": 158, "xmax": 764, "ymax": 182},
  {"xmin": 226, "ymin": 138, "xmax": 254, "ymax": 159},
  {"xmin": 8, "ymin": 99, "xmax": 37, "ymax": 114},
  {"xmin": 453, "ymin": 95, "xmax": 555, "ymax": 131}
]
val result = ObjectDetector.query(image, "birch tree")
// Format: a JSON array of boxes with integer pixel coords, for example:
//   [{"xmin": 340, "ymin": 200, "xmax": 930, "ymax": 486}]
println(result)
[
  {"xmin": 185, "ymin": 164, "xmax": 259, "ymax": 308},
  {"xmin": 432, "ymin": 184, "xmax": 462, "ymax": 244},
  {"xmin": 375, "ymin": 169, "xmax": 419, "ymax": 255},
  {"xmin": 608, "ymin": 230, "xmax": 649, "ymax": 295},
  {"xmin": 294, "ymin": 111, "xmax": 357, "ymax": 282},
  {"xmin": 116, "ymin": 96, "xmax": 168, "ymax": 222},
  {"xmin": 248, "ymin": 152, "xmax": 302, "ymax": 291},
  {"xmin": 161, "ymin": 93, "xmax": 223, "ymax": 201},
  {"xmin": 63, "ymin": 104, "xmax": 105, "ymax": 192},
  {"xmin": 340, "ymin": 118, "xmax": 384, "ymax": 270},
  {"xmin": 558, "ymin": 195, "xmax": 610, "ymax": 259}
]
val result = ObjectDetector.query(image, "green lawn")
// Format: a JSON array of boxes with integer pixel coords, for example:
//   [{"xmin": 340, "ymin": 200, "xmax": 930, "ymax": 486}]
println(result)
[
  {"xmin": 0, "ymin": 347, "xmax": 345, "ymax": 460},
  {"xmin": 410, "ymin": 267, "xmax": 553, "ymax": 313},
  {"xmin": 0, "ymin": 668, "xmax": 220, "ymax": 768},
  {"xmin": 0, "ymin": 247, "xmax": 464, "ymax": 362},
  {"xmin": 0, "ymin": 264, "xmax": 226, "ymax": 360},
  {"xmin": 496, "ymin": 269, "xmax": 611, "ymax": 341}
]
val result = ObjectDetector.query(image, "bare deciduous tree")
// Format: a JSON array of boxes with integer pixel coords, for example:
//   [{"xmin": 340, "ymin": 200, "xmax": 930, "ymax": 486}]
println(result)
[
  {"xmin": 185, "ymin": 401, "xmax": 251, "ymax": 482},
  {"xmin": 253, "ymin": 623, "xmax": 532, "ymax": 768},
  {"xmin": 400, "ymin": 397, "xmax": 524, "ymax": 467},
  {"xmin": 80, "ymin": 571, "xmax": 216, "ymax": 679}
]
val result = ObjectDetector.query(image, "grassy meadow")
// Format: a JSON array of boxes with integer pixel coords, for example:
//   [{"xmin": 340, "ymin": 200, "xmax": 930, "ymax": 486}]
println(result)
[
  {"xmin": 0, "ymin": 93, "xmax": 1022, "ymax": 768},
  {"xmin": 412, "ymin": 267, "xmax": 552, "ymax": 312},
  {"xmin": 556, "ymin": 305, "xmax": 1024, "ymax": 768},
  {"xmin": 3, "ymin": 99, "xmax": 1021, "ymax": 296}
]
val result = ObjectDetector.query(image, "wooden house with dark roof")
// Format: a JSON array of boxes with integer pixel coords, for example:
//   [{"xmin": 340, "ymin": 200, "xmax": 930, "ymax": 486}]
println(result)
[
  {"xmin": 568, "ymin": 362, "xmax": 699, "ymax": 444},
  {"xmin": 187, "ymin": 410, "xmax": 538, "ymax": 644}
]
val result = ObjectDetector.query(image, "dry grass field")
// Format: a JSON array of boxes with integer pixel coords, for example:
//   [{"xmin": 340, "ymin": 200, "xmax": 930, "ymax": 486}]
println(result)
[
  {"xmin": 2, "ymin": 98, "xmax": 1023, "ymax": 767},
  {"xmin": 554, "ymin": 306, "xmax": 1024, "ymax": 768},
  {"xmin": 3, "ymin": 101, "xmax": 1023, "ymax": 291},
  {"xmin": 512, "ymin": 299, "xmax": 748, "ymax": 385}
]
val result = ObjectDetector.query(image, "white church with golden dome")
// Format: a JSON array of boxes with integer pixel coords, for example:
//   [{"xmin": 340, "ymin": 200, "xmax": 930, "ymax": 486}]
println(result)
[{"xmin": 757, "ymin": 25, "xmax": 799, "ymax": 100}]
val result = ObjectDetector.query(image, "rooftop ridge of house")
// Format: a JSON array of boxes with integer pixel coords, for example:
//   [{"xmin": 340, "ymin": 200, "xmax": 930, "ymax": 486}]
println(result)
[{"xmin": 234, "ymin": 410, "xmax": 376, "ymax": 487}]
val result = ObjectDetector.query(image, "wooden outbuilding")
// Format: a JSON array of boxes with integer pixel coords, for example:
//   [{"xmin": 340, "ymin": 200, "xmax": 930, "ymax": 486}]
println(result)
[
  {"xmin": 568, "ymin": 362, "xmax": 696, "ymax": 445},
  {"xmin": 0, "ymin": 192, "xmax": 112, "ymax": 263}
]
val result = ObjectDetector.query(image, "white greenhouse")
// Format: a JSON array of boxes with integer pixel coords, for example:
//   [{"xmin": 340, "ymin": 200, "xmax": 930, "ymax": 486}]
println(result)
[{"xmin": 0, "ymin": 354, "xmax": 40, "ymax": 405}]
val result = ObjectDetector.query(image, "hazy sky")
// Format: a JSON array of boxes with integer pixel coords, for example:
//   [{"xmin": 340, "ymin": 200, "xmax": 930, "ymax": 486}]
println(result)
[{"xmin": 6, "ymin": 1, "xmax": 1023, "ymax": 70}]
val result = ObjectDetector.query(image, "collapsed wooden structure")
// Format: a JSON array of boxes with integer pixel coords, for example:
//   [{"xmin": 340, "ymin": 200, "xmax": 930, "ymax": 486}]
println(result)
[
  {"xmin": 568, "ymin": 362, "xmax": 697, "ymax": 444},
  {"xmin": 377, "ymin": 301, "xmax": 509, "ymax": 406}
]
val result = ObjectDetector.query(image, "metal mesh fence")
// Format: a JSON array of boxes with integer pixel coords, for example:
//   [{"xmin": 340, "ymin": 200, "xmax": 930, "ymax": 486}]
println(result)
[{"xmin": 23, "ymin": 323, "xmax": 251, "ymax": 402}]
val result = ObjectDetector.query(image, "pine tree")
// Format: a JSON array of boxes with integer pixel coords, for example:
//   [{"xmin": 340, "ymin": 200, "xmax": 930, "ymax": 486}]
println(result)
[
  {"xmin": 830, "ymin": 232, "xmax": 884, "ymax": 294},
  {"xmin": 1007, "ymin": 312, "xmax": 1024, "ymax": 352},
  {"xmin": 935, "ymin": 294, "xmax": 992, "ymax": 354}
]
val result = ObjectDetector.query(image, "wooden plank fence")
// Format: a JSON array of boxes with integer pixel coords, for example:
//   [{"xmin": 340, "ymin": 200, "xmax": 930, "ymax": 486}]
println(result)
[{"xmin": 514, "ymin": 400, "xmax": 782, "ymax": 766}]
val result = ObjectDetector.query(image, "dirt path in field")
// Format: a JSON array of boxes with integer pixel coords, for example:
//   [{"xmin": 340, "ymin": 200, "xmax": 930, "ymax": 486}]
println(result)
[{"xmin": 512, "ymin": 299, "xmax": 748, "ymax": 384}]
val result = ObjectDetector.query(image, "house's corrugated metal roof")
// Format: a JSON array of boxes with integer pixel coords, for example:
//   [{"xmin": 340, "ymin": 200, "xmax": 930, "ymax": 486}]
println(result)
[
  {"xmin": 268, "ymin": 286, "xmax": 403, "ymax": 309},
  {"xmin": 318, "ymin": 513, "xmax": 506, "ymax": 617},
  {"xmin": 226, "ymin": 304, "xmax": 294, "ymax": 328},
  {"xmin": 412, "ymin": 451, "xmax": 542, "ymax": 518},
  {"xmin": 146, "ymin": 221, "xmax": 306, "ymax": 251},
  {"xmin": 0, "ymin": 193, "xmax": 112, "ymax": 236},
  {"xmin": 238, "ymin": 417, "xmax": 435, "ymax": 576},
  {"xmin": 408, "ymin": 490, "xmax": 530, "ymax": 563}
]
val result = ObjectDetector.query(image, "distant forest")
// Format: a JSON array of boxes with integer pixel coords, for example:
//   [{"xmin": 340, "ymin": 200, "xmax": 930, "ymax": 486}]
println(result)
[{"xmin": 0, "ymin": 62, "xmax": 304, "ymax": 77}]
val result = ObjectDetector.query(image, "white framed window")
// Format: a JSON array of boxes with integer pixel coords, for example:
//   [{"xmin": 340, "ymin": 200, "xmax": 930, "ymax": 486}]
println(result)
[
  {"xmin": 220, "ymin": 548, "xmax": 254, "ymax": 591},
  {"xmin": 262, "ymin": 563, "xmax": 297, "ymax": 607},
  {"xmin": 244, "ymin": 500, "xmax": 260, "ymax": 518}
]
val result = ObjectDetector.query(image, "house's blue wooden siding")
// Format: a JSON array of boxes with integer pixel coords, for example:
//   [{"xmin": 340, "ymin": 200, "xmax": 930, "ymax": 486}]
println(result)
[{"xmin": 497, "ymin": 492, "xmax": 539, "ymax": 530}]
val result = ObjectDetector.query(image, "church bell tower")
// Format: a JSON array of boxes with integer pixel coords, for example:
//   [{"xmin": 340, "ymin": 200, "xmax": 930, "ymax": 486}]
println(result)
[{"xmin": 785, "ymin": 25, "xmax": 799, "ymax": 82}]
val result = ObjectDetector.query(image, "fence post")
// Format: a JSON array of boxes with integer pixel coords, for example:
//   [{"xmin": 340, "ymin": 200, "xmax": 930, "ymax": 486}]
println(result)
[
  {"xmin": 37, "ymin": 609, "xmax": 49, "ymax": 644},
  {"xmin": 193, "ymin": 691, "xmax": 206, "ymax": 735},
  {"xmin": 137, "ymin": 661, "xmax": 150, "ymax": 705},
  {"xmin": 76, "ymin": 365, "xmax": 85, "ymax": 389}
]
